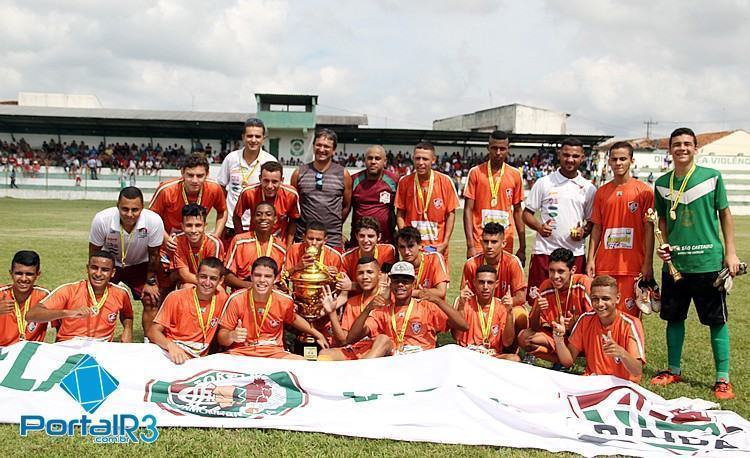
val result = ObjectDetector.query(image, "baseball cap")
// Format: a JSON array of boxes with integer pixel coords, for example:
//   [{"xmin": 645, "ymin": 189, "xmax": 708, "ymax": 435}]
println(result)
[{"xmin": 389, "ymin": 261, "xmax": 416, "ymax": 278}]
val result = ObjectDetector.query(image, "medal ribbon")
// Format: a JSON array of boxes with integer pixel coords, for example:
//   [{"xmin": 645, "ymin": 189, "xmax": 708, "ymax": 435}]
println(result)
[
  {"xmin": 358, "ymin": 287, "xmax": 381, "ymax": 313},
  {"xmin": 188, "ymin": 236, "xmax": 207, "ymax": 273},
  {"xmin": 487, "ymin": 161, "xmax": 505, "ymax": 207},
  {"xmin": 254, "ymin": 233, "xmax": 275, "ymax": 260},
  {"xmin": 11, "ymin": 290, "xmax": 31, "ymax": 339},
  {"xmin": 120, "ymin": 228, "xmax": 135, "ymax": 266},
  {"xmin": 241, "ymin": 159, "xmax": 261, "ymax": 186},
  {"xmin": 477, "ymin": 297, "xmax": 496, "ymax": 344},
  {"xmin": 181, "ymin": 181, "xmax": 203, "ymax": 206},
  {"xmin": 668, "ymin": 163, "xmax": 696, "ymax": 218},
  {"xmin": 87, "ymin": 281, "xmax": 109, "ymax": 315},
  {"xmin": 415, "ymin": 253, "xmax": 425, "ymax": 286},
  {"xmin": 249, "ymin": 290, "xmax": 273, "ymax": 341},
  {"xmin": 414, "ymin": 171, "xmax": 434, "ymax": 217},
  {"xmin": 553, "ymin": 275, "xmax": 575, "ymax": 318},
  {"xmin": 390, "ymin": 298, "xmax": 415, "ymax": 349},
  {"xmin": 192, "ymin": 289, "xmax": 216, "ymax": 343}
]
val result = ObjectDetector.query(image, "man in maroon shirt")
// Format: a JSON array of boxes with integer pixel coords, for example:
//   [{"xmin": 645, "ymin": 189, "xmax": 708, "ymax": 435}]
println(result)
[{"xmin": 350, "ymin": 145, "xmax": 398, "ymax": 246}]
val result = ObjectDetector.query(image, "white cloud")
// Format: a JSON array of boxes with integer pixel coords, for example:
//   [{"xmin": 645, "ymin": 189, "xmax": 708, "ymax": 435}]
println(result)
[{"xmin": 0, "ymin": 0, "xmax": 748, "ymax": 138}]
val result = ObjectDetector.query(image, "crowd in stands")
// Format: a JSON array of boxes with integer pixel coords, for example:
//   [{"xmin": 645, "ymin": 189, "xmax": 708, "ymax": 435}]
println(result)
[{"xmin": 2, "ymin": 138, "xmax": 600, "ymax": 188}]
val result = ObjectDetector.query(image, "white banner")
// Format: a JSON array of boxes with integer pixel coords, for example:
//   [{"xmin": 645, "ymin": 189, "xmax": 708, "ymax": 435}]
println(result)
[{"xmin": 1, "ymin": 341, "xmax": 749, "ymax": 456}]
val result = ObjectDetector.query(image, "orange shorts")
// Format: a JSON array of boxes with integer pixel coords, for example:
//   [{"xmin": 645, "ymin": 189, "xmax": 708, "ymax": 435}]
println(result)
[
  {"xmin": 527, "ymin": 329, "xmax": 566, "ymax": 358},
  {"xmin": 613, "ymin": 275, "xmax": 640, "ymax": 319},
  {"xmin": 227, "ymin": 345, "xmax": 299, "ymax": 359},
  {"xmin": 339, "ymin": 339, "xmax": 375, "ymax": 360}
]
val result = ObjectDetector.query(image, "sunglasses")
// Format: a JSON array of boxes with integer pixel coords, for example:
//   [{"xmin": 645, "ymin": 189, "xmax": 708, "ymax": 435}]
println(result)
[{"xmin": 315, "ymin": 171, "xmax": 324, "ymax": 191}]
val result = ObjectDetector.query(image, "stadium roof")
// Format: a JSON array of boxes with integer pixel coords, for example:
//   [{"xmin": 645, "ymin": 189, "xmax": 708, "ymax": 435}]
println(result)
[
  {"xmin": 0, "ymin": 105, "xmax": 367, "ymax": 139},
  {"xmin": 332, "ymin": 126, "xmax": 610, "ymax": 148}
]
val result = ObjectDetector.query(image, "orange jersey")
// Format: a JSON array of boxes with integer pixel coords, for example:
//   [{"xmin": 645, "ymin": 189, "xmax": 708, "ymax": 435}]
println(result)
[
  {"xmin": 365, "ymin": 299, "xmax": 448, "ymax": 351},
  {"xmin": 285, "ymin": 242, "xmax": 343, "ymax": 273},
  {"xmin": 171, "ymin": 233, "xmax": 224, "ymax": 273},
  {"xmin": 395, "ymin": 171, "xmax": 459, "ymax": 246},
  {"xmin": 341, "ymin": 244, "xmax": 396, "ymax": 281},
  {"xmin": 452, "ymin": 297, "xmax": 511, "ymax": 353},
  {"xmin": 234, "ymin": 183, "xmax": 301, "ymax": 237},
  {"xmin": 463, "ymin": 162, "xmax": 524, "ymax": 252},
  {"xmin": 340, "ymin": 291, "xmax": 381, "ymax": 331},
  {"xmin": 414, "ymin": 251, "xmax": 449, "ymax": 290},
  {"xmin": 461, "ymin": 253, "xmax": 526, "ymax": 298},
  {"xmin": 41, "ymin": 280, "xmax": 133, "ymax": 342},
  {"xmin": 220, "ymin": 289, "xmax": 295, "ymax": 354},
  {"xmin": 569, "ymin": 310, "xmax": 646, "ymax": 382},
  {"xmin": 149, "ymin": 178, "xmax": 227, "ymax": 234},
  {"xmin": 225, "ymin": 234, "xmax": 286, "ymax": 280},
  {"xmin": 591, "ymin": 179, "xmax": 654, "ymax": 276},
  {"xmin": 154, "ymin": 287, "xmax": 229, "ymax": 357},
  {"xmin": 532, "ymin": 274, "xmax": 592, "ymax": 330},
  {"xmin": 0, "ymin": 285, "xmax": 50, "ymax": 345}
]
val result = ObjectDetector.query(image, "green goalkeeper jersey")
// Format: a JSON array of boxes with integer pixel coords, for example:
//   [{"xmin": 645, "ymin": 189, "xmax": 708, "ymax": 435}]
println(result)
[{"xmin": 654, "ymin": 165, "xmax": 728, "ymax": 273}]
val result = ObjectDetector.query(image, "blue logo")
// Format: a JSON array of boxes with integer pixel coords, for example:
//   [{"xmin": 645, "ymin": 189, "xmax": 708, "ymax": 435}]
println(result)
[{"xmin": 59, "ymin": 355, "xmax": 119, "ymax": 414}]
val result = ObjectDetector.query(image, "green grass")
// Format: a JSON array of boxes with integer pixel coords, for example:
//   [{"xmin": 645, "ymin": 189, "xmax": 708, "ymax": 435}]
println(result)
[{"xmin": 0, "ymin": 198, "xmax": 748, "ymax": 456}]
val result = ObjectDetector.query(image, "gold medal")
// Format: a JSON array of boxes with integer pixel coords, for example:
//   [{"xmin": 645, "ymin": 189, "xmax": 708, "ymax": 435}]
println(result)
[
  {"xmin": 669, "ymin": 210, "xmax": 677, "ymax": 221},
  {"xmin": 490, "ymin": 197, "xmax": 497, "ymax": 207},
  {"xmin": 87, "ymin": 281, "xmax": 109, "ymax": 316},
  {"xmin": 482, "ymin": 338, "xmax": 490, "ymax": 348}
]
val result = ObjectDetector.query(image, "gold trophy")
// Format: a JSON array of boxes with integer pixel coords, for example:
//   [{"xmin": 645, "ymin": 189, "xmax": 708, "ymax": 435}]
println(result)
[
  {"xmin": 645, "ymin": 208, "xmax": 682, "ymax": 281},
  {"xmin": 288, "ymin": 245, "xmax": 335, "ymax": 360}
]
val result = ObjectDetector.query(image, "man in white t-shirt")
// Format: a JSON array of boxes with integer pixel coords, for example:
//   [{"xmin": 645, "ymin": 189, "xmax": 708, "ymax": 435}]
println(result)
[
  {"xmin": 522, "ymin": 138, "xmax": 596, "ymax": 303},
  {"xmin": 217, "ymin": 117, "xmax": 278, "ymax": 246},
  {"xmin": 89, "ymin": 186, "xmax": 164, "ymax": 333}
]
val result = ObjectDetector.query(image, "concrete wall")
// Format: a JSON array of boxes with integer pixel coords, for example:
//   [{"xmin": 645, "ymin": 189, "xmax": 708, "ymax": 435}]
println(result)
[
  {"xmin": 433, "ymin": 104, "xmax": 567, "ymax": 134},
  {"xmin": 514, "ymin": 105, "xmax": 567, "ymax": 135}
]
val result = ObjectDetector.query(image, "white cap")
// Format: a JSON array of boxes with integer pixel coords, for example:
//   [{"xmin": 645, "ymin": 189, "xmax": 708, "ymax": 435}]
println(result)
[{"xmin": 389, "ymin": 261, "xmax": 416, "ymax": 278}]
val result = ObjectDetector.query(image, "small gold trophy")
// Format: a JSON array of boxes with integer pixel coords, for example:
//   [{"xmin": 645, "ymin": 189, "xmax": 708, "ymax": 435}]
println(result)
[
  {"xmin": 289, "ymin": 246, "xmax": 335, "ymax": 360},
  {"xmin": 569, "ymin": 221, "xmax": 585, "ymax": 239},
  {"xmin": 645, "ymin": 208, "xmax": 682, "ymax": 281}
]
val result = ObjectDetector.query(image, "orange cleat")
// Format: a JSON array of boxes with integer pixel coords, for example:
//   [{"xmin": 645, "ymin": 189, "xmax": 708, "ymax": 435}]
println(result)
[
  {"xmin": 714, "ymin": 380, "xmax": 735, "ymax": 400},
  {"xmin": 650, "ymin": 370, "xmax": 682, "ymax": 386}
]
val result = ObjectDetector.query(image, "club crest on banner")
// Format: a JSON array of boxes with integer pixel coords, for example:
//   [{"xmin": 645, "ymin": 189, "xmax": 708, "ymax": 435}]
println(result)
[
  {"xmin": 146, "ymin": 370, "xmax": 307, "ymax": 419},
  {"xmin": 565, "ymin": 386, "xmax": 744, "ymax": 455}
]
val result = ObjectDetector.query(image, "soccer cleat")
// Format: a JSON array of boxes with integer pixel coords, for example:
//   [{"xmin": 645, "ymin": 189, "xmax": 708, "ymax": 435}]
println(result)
[
  {"xmin": 714, "ymin": 380, "xmax": 735, "ymax": 400},
  {"xmin": 634, "ymin": 275, "xmax": 652, "ymax": 314},
  {"xmin": 650, "ymin": 283, "xmax": 662, "ymax": 313},
  {"xmin": 650, "ymin": 370, "xmax": 682, "ymax": 386}
]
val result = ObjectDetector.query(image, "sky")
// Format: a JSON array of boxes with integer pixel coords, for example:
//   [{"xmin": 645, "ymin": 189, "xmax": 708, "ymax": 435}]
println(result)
[{"xmin": 1, "ymin": 0, "xmax": 748, "ymax": 139}]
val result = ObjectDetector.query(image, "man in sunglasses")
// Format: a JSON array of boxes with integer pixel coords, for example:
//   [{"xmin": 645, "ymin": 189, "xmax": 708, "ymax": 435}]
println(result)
[{"xmin": 290, "ymin": 129, "xmax": 353, "ymax": 249}]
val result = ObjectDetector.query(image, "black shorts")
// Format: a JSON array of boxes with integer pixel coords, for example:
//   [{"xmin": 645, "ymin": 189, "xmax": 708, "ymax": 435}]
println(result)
[{"xmin": 660, "ymin": 271, "xmax": 727, "ymax": 326}]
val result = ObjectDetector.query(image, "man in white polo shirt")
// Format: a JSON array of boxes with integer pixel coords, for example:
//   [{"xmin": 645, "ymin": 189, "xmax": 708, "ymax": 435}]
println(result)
[
  {"xmin": 217, "ymin": 118, "xmax": 278, "ymax": 245},
  {"xmin": 522, "ymin": 138, "xmax": 596, "ymax": 304},
  {"xmin": 89, "ymin": 186, "xmax": 164, "ymax": 333}
]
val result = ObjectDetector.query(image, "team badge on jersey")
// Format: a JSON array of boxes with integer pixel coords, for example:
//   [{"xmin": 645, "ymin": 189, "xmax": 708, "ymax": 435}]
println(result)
[
  {"xmin": 269, "ymin": 319, "xmax": 280, "ymax": 328},
  {"xmin": 506, "ymin": 188, "xmax": 513, "ymax": 200},
  {"xmin": 491, "ymin": 324, "xmax": 500, "ymax": 336},
  {"xmin": 410, "ymin": 321, "xmax": 422, "ymax": 334},
  {"xmin": 379, "ymin": 191, "xmax": 391, "ymax": 204},
  {"xmin": 107, "ymin": 313, "xmax": 117, "ymax": 323},
  {"xmin": 628, "ymin": 201, "xmax": 639, "ymax": 213},
  {"xmin": 433, "ymin": 197, "xmax": 443, "ymax": 209},
  {"xmin": 210, "ymin": 317, "xmax": 219, "ymax": 328},
  {"xmin": 27, "ymin": 322, "xmax": 37, "ymax": 332}
]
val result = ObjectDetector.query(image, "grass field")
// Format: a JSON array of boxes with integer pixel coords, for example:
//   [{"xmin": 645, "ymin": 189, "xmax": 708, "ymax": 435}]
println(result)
[{"xmin": 0, "ymin": 198, "xmax": 748, "ymax": 457}]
